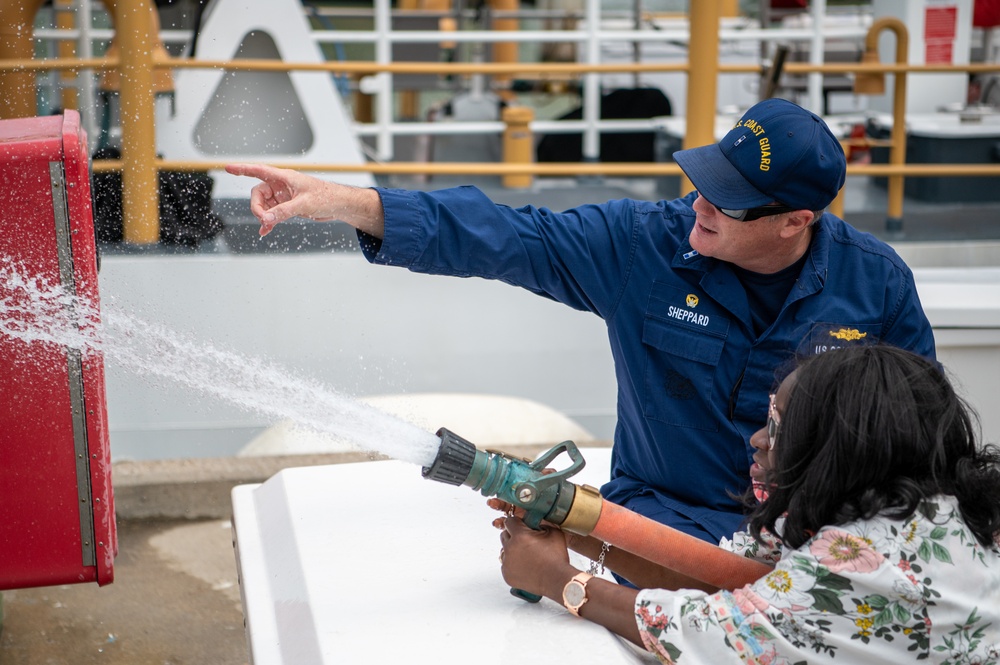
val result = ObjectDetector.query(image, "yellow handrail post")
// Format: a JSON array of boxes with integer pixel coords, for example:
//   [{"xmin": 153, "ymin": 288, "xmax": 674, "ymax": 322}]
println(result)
[
  {"xmin": 502, "ymin": 105, "xmax": 534, "ymax": 189},
  {"xmin": 829, "ymin": 181, "xmax": 846, "ymax": 220},
  {"xmin": 0, "ymin": 0, "xmax": 47, "ymax": 119},
  {"xmin": 105, "ymin": 0, "xmax": 161, "ymax": 245},
  {"xmin": 863, "ymin": 17, "xmax": 909, "ymax": 235},
  {"xmin": 682, "ymin": 0, "xmax": 721, "ymax": 195},
  {"xmin": 55, "ymin": 0, "xmax": 78, "ymax": 112},
  {"xmin": 490, "ymin": 0, "xmax": 519, "ymax": 102},
  {"xmin": 353, "ymin": 72, "xmax": 375, "ymax": 123}
]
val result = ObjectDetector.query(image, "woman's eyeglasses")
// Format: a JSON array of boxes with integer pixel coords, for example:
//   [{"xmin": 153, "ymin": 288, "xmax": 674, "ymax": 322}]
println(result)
[{"xmin": 767, "ymin": 393, "xmax": 781, "ymax": 451}]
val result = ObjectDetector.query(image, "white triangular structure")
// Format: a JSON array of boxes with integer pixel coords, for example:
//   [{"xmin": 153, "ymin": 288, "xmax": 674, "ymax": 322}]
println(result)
[{"xmin": 156, "ymin": 0, "xmax": 373, "ymax": 198}]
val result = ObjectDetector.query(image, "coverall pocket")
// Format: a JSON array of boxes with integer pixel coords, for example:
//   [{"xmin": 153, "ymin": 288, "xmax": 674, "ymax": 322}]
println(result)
[{"xmin": 641, "ymin": 317, "xmax": 725, "ymax": 431}]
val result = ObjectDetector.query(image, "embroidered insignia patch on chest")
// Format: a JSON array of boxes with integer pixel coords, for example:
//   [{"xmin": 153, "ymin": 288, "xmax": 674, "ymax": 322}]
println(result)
[
  {"xmin": 829, "ymin": 328, "xmax": 867, "ymax": 341},
  {"xmin": 686, "ymin": 294, "xmax": 699, "ymax": 308}
]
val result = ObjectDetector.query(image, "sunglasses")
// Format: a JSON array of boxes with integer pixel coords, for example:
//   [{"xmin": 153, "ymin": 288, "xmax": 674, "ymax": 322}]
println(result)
[
  {"xmin": 712, "ymin": 201, "xmax": 798, "ymax": 222},
  {"xmin": 767, "ymin": 393, "xmax": 780, "ymax": 451}
]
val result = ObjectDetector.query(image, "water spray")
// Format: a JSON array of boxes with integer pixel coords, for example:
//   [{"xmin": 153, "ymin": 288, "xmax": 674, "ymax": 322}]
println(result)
[{"xmin": 423, "ymin": 428, "xmax": 773, "ymax": 597}]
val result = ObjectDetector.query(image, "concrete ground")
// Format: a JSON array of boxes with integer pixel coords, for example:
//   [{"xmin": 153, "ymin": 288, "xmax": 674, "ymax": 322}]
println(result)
[{"xmin": 0, "ymin": 517, "xmax": 246, "ymax": 665}]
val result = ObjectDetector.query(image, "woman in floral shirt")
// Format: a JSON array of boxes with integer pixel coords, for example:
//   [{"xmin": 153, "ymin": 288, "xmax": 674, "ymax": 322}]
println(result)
[{"xmin": 497, "ymin": 346, "xmax": 1000, "ymax": 663}]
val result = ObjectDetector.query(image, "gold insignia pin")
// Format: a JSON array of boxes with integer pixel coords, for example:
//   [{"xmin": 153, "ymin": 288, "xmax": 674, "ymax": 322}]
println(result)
[{"xmin": 829, "ymin": 328, "xmax": 867, "ymax": 341}]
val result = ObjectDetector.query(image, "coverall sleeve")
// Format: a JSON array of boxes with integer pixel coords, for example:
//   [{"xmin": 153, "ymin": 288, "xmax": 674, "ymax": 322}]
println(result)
[{"xmin": 359, "ymin": 185, "xmax": 640, "ymax": 319}]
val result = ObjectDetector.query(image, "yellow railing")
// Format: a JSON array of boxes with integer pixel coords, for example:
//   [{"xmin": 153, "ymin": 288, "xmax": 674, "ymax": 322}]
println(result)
[{"xmin": 4, "ymin": 1, "xmax": 1000, "ymax": 243}]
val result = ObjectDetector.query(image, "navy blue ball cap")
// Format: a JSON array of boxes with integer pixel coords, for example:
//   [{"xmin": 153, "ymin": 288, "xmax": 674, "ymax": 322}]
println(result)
[{"xmin": 673, "ymin": 98, "xmax": 847, "ymax": 212}]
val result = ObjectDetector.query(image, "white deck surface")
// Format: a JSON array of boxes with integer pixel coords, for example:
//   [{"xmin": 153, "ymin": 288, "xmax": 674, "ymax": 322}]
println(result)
[{"xmin": 231, "ymin": 446, "xmax": 656, "ymax": 665}]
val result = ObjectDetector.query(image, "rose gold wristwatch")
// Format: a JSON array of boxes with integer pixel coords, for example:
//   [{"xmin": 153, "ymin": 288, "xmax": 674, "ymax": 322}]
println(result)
[{"xmin": 562, "ymin": 571, "xmax": 593, "ymax": 617}]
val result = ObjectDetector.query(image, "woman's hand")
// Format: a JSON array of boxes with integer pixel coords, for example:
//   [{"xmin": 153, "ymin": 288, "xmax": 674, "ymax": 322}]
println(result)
[
  {"xmin": 486, "ymin": 497, "xmax": 525, "ymax": 528},
  {"xmin": 498, "ymin": 516, "xmax": 576, "ymax": 600},
  {"xmin": 498, "ymin": 517, "xmax": 644, "ymax": 647}
]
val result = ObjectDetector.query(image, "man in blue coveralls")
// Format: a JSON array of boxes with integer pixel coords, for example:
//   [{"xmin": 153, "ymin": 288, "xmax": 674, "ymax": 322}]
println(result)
[{"xmin": 227, "ymin": 98, "xmax": 936, "ymax": 546}]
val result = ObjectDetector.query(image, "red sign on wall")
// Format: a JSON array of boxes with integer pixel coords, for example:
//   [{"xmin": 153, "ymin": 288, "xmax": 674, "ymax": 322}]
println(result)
[{"xmin": 924, "ymin": 5, "xmax": 958, "ymax": 64}]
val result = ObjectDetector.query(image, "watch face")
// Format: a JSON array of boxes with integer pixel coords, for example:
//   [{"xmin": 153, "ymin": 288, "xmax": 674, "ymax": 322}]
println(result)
[{"xmin": 564, "ymin": 580, "xmax": 586, "ymax": 607}]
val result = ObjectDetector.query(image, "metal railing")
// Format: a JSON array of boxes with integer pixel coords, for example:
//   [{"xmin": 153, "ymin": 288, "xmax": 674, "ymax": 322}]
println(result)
[{"xmin": 3, "ymin": 1, "xmax": 1000, "ymax": 243}]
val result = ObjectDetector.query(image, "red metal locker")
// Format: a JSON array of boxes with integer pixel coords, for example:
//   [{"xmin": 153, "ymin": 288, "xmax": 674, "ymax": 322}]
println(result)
[{"xmin": 0, "ymin": 111, "xmax": 116, "ymax": 589}]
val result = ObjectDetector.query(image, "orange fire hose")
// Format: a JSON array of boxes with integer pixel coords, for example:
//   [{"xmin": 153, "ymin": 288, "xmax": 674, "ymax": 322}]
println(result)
[{"xmin": 588, "ymin": 499, "xmax": 773, "ymax": 591}]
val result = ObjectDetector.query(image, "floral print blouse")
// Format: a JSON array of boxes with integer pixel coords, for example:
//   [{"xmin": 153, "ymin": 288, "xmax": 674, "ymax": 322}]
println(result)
[{"xmin": 634, "ymin": 496, "xmax": 1000, "ymax": 664}]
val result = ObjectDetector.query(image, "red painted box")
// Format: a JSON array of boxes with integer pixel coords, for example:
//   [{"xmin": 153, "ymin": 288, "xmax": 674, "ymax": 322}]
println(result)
[{"xmin": 0, "ymin": 111, "xmax": 116, "ymax": 589}]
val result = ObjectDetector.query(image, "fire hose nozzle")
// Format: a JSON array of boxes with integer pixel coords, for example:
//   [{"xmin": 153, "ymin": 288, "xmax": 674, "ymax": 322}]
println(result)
[
  {"xmin": 423, "ymin": 428, "xmax": 603, "ymax": 535},
  {"xmin": 421, "ymin": 427, "xmax": 479, "ymax": 486}
]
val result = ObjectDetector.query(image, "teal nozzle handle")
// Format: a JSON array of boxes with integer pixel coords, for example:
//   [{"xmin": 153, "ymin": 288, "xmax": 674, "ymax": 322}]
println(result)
[
  {"xmin": 422, "ymin": 427, "xmax": 587, "ymax": 604},
  {"xmin": 510, "ymin": 588, "xmax": 542, "ymax": 602}
]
